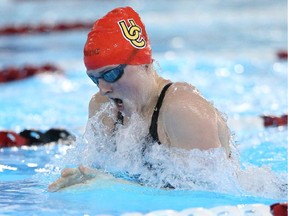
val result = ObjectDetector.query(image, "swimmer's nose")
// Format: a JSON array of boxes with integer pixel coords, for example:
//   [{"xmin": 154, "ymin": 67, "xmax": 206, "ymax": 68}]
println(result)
[{"xmin": 98, "ymin": 79, "xmax": 112, "ymax": 96}]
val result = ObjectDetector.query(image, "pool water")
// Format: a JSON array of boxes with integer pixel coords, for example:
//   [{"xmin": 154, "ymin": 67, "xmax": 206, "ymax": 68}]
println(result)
[{"xmin": 0, "ymin": 0, "xmax": 287, "ymax": 215}]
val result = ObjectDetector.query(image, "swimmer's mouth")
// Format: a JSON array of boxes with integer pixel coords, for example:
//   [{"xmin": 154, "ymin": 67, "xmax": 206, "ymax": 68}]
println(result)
[{"xmin": 112, "ymin": 98, "xmax": 124, "ymax": 111}]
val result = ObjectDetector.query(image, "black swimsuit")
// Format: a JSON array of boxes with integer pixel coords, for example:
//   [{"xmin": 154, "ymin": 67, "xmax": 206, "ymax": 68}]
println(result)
[
  {"xmin": 148, "ymin": 83, "xmax": 173, "ymax": 144},
  {"xmin": 116, "ymin": 83, "xmax": 173, "ymax": 144}
]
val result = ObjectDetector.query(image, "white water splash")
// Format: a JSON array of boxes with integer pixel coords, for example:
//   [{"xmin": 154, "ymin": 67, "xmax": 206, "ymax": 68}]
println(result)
[{"xmin": 61, "ymin": 103, "xmax": 287, "ymax": 200}]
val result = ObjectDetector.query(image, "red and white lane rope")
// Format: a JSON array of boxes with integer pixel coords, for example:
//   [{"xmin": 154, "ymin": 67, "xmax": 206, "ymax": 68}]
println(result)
[
  {"xmin": 262, "ymin": 115, "xmax": 288, "ymax": 127},
  {"xmin": 0, "ymin": 63, "xmax": 62, "ymax": 83},
  {"xmin": 122, "ymin": 203, "xmax": 287, "ymax": 216},
  {"xmin": 277, "ymin": 50, "xmax": 288, "ymax": 60},
  {"xmin": 228, "ymin": 114, "xmax": 287, "ymax": 131},
  {"xmin": 0, "ymin": 21, "xmax": 93, "ymax": 35}
]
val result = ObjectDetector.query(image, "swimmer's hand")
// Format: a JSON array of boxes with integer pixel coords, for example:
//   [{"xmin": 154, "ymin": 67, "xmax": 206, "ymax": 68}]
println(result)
[{"xmin": 48, "ymin": 165, "xmax": 97, "ymax": 192}]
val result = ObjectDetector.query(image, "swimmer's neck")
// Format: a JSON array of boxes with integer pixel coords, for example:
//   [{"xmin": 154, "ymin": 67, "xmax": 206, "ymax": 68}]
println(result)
[{"xmin": 139, "ymin": 76, "xmax": 170, "ymax": 119}]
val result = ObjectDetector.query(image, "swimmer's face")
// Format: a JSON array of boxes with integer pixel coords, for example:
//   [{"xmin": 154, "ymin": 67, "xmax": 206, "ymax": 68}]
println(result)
[{"xmin": 87, "ymin": 64, "xmax": 151, "ymax": 116}]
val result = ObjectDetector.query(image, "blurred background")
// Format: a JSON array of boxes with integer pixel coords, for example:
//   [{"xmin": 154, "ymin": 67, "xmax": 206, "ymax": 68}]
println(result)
[
  {"xmin": 0, "ymin": 2, "xmax": 287, "ymax": 213},
  {"xmin": 0, "ymin": 0, "xmax": 287, "ymax": 134}
]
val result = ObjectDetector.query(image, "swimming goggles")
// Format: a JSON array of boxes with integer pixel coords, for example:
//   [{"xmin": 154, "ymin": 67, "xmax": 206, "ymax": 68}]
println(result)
[{"xmin": 88, "ymin": 64, "xmax": 127, "ymax": 85}]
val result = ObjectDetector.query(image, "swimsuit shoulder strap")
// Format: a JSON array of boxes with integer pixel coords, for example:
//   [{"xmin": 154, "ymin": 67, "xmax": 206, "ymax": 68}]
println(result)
[{"xmin": 149, "ymin": 82, "xmax": 173, "ymax": 144}]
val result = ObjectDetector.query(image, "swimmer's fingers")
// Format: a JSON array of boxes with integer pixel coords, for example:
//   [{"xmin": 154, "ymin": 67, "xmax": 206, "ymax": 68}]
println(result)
[
  {"xmin": 78, "ymin": 165, "xmax": 98, "ymax": 180},
  {"xmin": 48, "ymin": 169, "xmax": 83, "ymax": 192},
  {"xmin": 61, "ymin": 168, "xmax": 79, "ymax": 177},
  {"xmin": 48, "ymin": 178, "xmax": 66, "ymax": 192}
]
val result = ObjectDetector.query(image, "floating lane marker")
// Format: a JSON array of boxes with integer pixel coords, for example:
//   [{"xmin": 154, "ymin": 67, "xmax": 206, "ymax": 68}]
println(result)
[
  {"xmin": 0, "ymin": 64, "xmax": 62, "ymax": 83},
  {"xmin": 0, "ymin": 21, "xmax": 93, "ymax": 35}
]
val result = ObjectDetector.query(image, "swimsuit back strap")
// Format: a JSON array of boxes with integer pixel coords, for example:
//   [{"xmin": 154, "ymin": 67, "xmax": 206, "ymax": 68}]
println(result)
[{"xmin": 149, "ymin": 83, "xmax": 173, "ymax": 144}]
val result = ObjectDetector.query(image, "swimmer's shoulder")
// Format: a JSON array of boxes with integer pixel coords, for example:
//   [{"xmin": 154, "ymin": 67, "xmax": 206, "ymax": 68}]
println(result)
[
  {"xmin": 161, "ymin": 82, "xmax": 230, "ymax": 151},
  {"xmin": 164, "ymin": 82, "xmax": 206, "ymax": 107},
  {"xmin": 166, "ymin": 83, "xmax": 232, "ymax": 156}
]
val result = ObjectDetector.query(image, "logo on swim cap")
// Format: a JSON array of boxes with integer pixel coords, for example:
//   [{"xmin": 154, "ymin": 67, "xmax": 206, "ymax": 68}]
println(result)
[{"xmin": 118, "ymin": 19, "xmax": 146, "ymax": 49}]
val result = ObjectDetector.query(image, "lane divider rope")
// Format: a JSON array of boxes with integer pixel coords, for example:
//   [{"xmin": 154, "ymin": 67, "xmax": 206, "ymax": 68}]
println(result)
[
  {"xmin": 277, "ymin": 50, "xmax": 288, "ymax": 60},
  {"xmin": 0, "ymin": 21, "xmax": 93, "ymax": 35},
  {"xmin": 0, "ymin": 63, "xmax": 62, "ymax": 83},
  {"xmin": 121, "ymin": 203, "xmax": 287, "ymax": 216},
  {"xmin": 262, "ymin": 114, "xmax": 288, "ymax": 127}
]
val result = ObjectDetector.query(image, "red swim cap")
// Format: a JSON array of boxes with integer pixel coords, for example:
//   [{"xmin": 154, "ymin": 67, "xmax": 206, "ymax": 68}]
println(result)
[{"xmin": 84, "ymin": 7, "xmax": 152, "ymax": 70}]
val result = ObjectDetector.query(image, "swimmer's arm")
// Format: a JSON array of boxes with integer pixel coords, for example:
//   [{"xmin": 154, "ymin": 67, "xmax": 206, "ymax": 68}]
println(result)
[
  {"xmin": 48, "ymin": 166, "xmax": 135, "ymax": 192},
  {"xmin": 87, "ymin": 93, "xmax": 118, "ymax": 134}
]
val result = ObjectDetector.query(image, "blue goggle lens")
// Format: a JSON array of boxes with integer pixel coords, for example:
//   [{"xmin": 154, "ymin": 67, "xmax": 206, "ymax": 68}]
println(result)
[{"xmin": 88, "ymin": 64, "xmax": 126, "ymax": 85}]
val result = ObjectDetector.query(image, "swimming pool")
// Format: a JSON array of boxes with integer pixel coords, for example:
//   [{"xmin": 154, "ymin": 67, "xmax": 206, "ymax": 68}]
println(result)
[{"xmin": 0, "ymin": 0, "xmax": 287, "ymax": 215}]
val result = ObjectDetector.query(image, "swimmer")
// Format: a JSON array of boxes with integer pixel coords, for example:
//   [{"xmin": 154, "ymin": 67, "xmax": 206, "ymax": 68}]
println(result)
[
  {"xmin": 0, "ymin": 128, "xmax": 72, "ymax": 148},
  {"xmin": 48, "ymin": 6, "xmax": 231, "ymax": 192}
]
